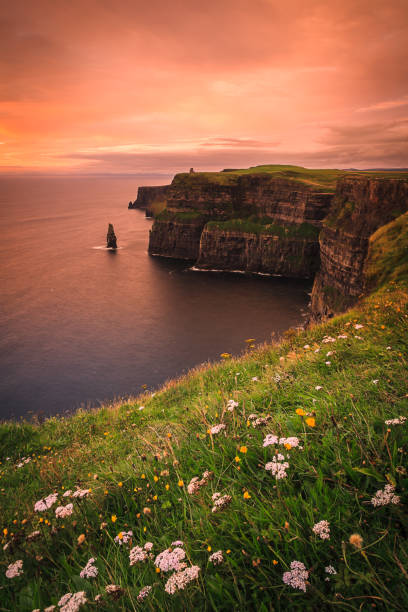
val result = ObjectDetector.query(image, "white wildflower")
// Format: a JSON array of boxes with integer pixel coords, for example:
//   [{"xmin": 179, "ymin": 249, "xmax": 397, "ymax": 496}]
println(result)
[
  {"xmin": 282, "ymin": 560, "xmax": 309, "ymax": 592},
  {"xmin": 371, "ymin": 484, "xmax": 400, "ymax": 507},
  {"xmin": 372, "ymin": 379, "xmax": 379, "ymax": 384},
  {"xmin": 187, "ymin": 470, "xmax": 213, "ymax": 495},
  {"xmin": 27, "ymin": 530, "xmax": 41, "ymax": 541},
  {"xmin": 325, "ymin": 565, "xmax": 337, "ymax": 575},
  {"xmin": 55, "ymin": 503, "xmax": 74, "ymax": 519},
  {"xmin": 209, "ymin": 550, "xmax": 223, "ymax": 565},
  {"xmin": 325, "ymin": 361, "xmax": 331, "ymax": 366},
  {"xmin": 265, "ymin": 454, "xmax": 289, "ymax": 479},
  {"xmin": 155, "ymin": 547, "xmax": 185, "ymax": 572},
  {"xmin": 72, "ymin": 488, "xmax": 90, "ymax": 499},
  {"xmin": 210, "ymin": 424, "xmax": 226, "ymax": 435},
  {"xmin": 312, "ymin": 520, "xmax": 330, "ymax": 540},
  {"xmin": 251, "ymin": 376, "xmax": 259, "ymax": 381},
  {"xmin": 171, "ymin": 540, "xmax": 183, "ymax": 547},
  {"xmin": 6, "ymin": 560, "xmax": 23, "ymax": 579},
  {"xmin": 315, "ymin": 385, "xmax": 323, "ymax": 391},
  {"xmin": 337, "ymin": 334, "xmax": 348, "ymax": 339},
  {"xmin": 80, "ymin": 558, "xmax": 98, "ymax": 579},
  {"xmin": 34, "ymin": 493, "xmax": 58, "ymax": 512},
  {"xmin": 385, "ymin": 416, "xmax": 406, "ymax": 425},
  {"xmin": 62, "ymin": 490, "xmax": 72, "ymax": 497},
  {"xmin": 263, "ymin": 433, "xmax": 279, "ymax": 447},
  {"xmin": 129, "ymin": 546, "xmax": 148, "ymax": 565},
  {"xmin": 114, "ymin": 530, "xmax": 133, "ymax": 545},
  {"xmin": 354, "ymin": 323, "xmax": 364, "ymax": 329},
  {"xmin": 137, "ymin": 586, "xmax": 152, "ymax": 601},
  {"xmin": 164, "ymin": 565, "xmax": 200, "ymax": 594},
  {"xmin": 211, "ymin": 493, "xmax": 232, "ymax": 513},
  {"xmin": 227, "ymin": 399, "xmax": 239, "ymax": 411},
  {"xmin": 58, "ymin": 591, "xmax": 87, "ymax": 612}
]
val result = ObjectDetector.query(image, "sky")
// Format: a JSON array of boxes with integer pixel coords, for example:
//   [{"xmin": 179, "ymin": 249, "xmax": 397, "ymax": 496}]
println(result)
[{"xmin": 1, "ymin": 0, "xmax": 407, "ymax": 174}]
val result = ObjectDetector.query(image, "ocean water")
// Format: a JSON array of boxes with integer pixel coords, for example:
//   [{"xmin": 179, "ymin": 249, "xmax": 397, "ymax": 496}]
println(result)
[{"xmin": 0, "ymin": 175, "xmax": 311, "ymax": 420}]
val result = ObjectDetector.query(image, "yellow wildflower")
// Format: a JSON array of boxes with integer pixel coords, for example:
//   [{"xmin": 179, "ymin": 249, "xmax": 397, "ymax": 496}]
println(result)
[
  {"xmin": 305, "ymin": 417, "xmax": 316, "ymax": 427},
  {"xmin": 156, "ymin": 567, "xmax": 161, "ymax": 573},
  {"xmin": 117, "ymin": 532, "xmax": 123, "ymax": 540},
  {"xmin": 239, "ymin": 446, "xmax": 248, "ymax": 454},
  {"xmin": 243, "ymin": 491, "xmax": 251, "ymax": 499},
  {"xmin": 273, "ymin": 559, "xmax": 278, "ymax": 565},
  {"xmin": 111, "ymin": 514, "xmax": 117, "ymax": 523},
  {"xmin": 153, "ymin": 475, "xmax": 159, "ymax": 482},
  {"xmin": 118, "ymin": 482, "xmax": 123, "ymax": 487},
  {"xmin": 178, "ymin": 480, "xmax": 184, "ymax": 487},
  {"xmin": 77, "ymin": 534, "xmax": 86, "ymax": 545},
  {"xmin": 296, "ymin": 408, "xmax": 306, "ymax": 416},
  {"xmin": 165, "ymin": 484, "xmax": 170, "ymax": 491},
  {"xmin": 235, "ymin": 456, "xmax": 240, "ymax": 463},
  {"xmin": 207, "ymin": 545, "xmax": 212, "ymax": 552},
  {"xmin": 349, "ymin": 533, "xmax": 363, "ymax": 549}
]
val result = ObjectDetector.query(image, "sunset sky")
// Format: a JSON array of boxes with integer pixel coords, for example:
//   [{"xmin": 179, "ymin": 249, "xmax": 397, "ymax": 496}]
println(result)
[{"xmin": 1, "ymin": 0, "xmax": 407, "ymax": 174}]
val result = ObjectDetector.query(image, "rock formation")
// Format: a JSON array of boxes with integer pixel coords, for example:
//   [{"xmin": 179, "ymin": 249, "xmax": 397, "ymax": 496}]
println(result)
[
  {"xmin": 107, "ymin": 223, "xmax": 117, "ymax": 249},
  {"xmin": 128, "ymin": 185, "xmax": 170, "ymax": 217}
]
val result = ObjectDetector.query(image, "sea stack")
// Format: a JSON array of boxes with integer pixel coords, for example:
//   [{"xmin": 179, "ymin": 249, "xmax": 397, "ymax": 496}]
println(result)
[{"xmin": 107, "ymin": 223, "xmax": 117, "ymax": 249}]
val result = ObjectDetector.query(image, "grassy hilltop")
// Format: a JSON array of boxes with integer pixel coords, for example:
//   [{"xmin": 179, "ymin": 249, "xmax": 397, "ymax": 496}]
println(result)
[{"xmin": 0, "ymin": 215, "xmax": 408, "ymax": 611}]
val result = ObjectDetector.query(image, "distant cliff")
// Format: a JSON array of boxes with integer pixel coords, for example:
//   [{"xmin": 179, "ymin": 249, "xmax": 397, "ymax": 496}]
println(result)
[
  {"xmin": 137, "ymin": 165, "xmax": 408, "ymax": 318},
  {"xmin": 129, "ymin": 185, "xmax": 170, "ymax": 217}
]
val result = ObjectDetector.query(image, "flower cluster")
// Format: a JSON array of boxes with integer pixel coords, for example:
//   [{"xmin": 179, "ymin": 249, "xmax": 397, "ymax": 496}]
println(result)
[
  {"xmin": 137, "ymin": 585, "xmax": 152, "ymax": 601},
  {"xmin": 80, "ymin": 558, "xmax": 98, "ymax": 579},
  {"xmin": 6, "ymin": 560, "xmax": 23, "ymax": 579},
  {"xmin": 325, "ymin": 565, "xmax": 337, "ymax": 575},
  {"xmin": 249, "ymin": 414, "xmax": 271, "ymax": 428},
  {"xmin": 164, "ymin": 565, "xmax": 200, "ymax": 594},
  {"xmin": 263, "ymin": 434, "xmax": 301, "ymax": 449},
  {"xmin": 211, "ymin": 492, "xmax": 232, "ymax": 513},
  {"xmin": 17, "ymin": 457, "xmax": 31, "ymax": 468},
  {"xmin": 114, "ymin": 530, "xmax": 133, "ymax": 545},
  {"xmin": 282, "ymin": 560, "xmax": 309, "ymax": 592},
  {"xmin": 72, "ymin": 488, "xmax": 90, "ymax": 499},
  {"xmin": 209, "ymin": 550, "xmax": 223, "ymax": 565},
  {"xmin": 58, "ymin": 591, "xmax": 87, "ymax": 612},
  {"xmin": 385, "ymin": 416, "xmax": 406, "ymax": 426},
  {"xmin": 227, "ymin": 399, "xmax": 238, "ymax": 411},
  {"xmin": 312, "ymin": 520, "xmax": 330, "ymax": 540},
  {"xmin": 55, "ymin": 503, "xmax": 74, "ymax": 519},
  {"xmin": 210, "ymin": 424, "xmax": 226, "ymax": 435},
  {"xmin": 105, "ymin": 584, "xmax": 123, "ymax": 597},
  {"xmin": 371, "ymin": 484, "xmax": 400, "ymax": 507},
  {"xmin": 187, "ymin": 470, "xmax": 213, "ymax": 495},
  {"xmin": 129, "ymin": 542, "xmax": 153, "ymax": 565},
  {"xmin": 154, "ymin": 546, "xmax": 185, "ymax": 572},
  {"xmin": 265, "ymin": 454, "xmax": 289, "ymax": 480},
  {"xmin": 34, "ymin": 493, "xmax": 58, "ymax": 512}
]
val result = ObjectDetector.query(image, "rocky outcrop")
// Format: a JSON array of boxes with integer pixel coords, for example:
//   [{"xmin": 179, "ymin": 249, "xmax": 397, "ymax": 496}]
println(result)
[
  {"xmin": 148, "ymin": 212, "xmax": 207, "ymax": 260},
  {"xmin": 129, "ymin": 185, "xmax": 170, "ymax": 217},
  {"xmin": 196, "ymin": 226, "xmax": 320, "ymax": 277},
  {"xmin": 311, "ymin": 177, "xmax": 408, "ymax": 317},
  {"xmin": 107, "ymin": 223, "xmax": 117, "ymax": 249}
]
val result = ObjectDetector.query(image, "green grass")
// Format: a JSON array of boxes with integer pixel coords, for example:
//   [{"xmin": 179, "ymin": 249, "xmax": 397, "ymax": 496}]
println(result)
[
  {"xmin": 1, "ymin": 223, "xmax": 408, "ymax": 610},
  {"xmin": 155, "ymin": 209, "xmax": 205, "ymax": 222},
  {"xmin": 206, "ymin": 217, "xmax": 320, "ymax": 239}
]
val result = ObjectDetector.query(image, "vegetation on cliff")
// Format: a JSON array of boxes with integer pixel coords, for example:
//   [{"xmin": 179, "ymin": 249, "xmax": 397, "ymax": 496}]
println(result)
[
  {"xmin": 206, "ymin": 217, "xmax": 320, "ymax": 239},
  {"xmin": 1, "ymin": 216, "xmax": 407, "ymax": 611}
]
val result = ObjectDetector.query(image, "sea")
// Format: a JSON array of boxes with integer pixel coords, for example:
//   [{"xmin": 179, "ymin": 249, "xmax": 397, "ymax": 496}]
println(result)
[{"xmin": 0, "ymin": 175, "xmax": 311, "ymax": 420}]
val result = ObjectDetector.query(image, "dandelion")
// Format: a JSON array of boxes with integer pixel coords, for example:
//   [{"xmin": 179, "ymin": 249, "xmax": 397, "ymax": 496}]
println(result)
[
  {"xmin": 211, "ymin": 493, "xmax": 232, "ymax": 513},
  {"xmin": 80, "ymin": 558, "xmax": 98, "ymax": 579},
  {"xmin": 371, "ymin": 484, "xmax": 400, "ymax": 507},
  {"xmin": 282, "ymin": 560, "xmax": 309, "ymax": 592},
  {"xmin": 58, "ymin": 592, "xmax": 87, "ymax": 612},
  {"xmin": 210, "ymin": 423, "xmax": 226, "ymax": 435},
  {"xmin": 164, "ymin": 565, "xmax": 200, "ymax": 594},
  {"xmin": 178, "ymin": 480, "xmax": 184, "ymax": 487},
  {"xmin": 55, "ymin": 503, "xmax": 73, "ymax": 519},
  {"xmin": 34, "ymin": 492, "xmax": 58, "ymax": 512},
  {"xmin": 305, "ymin": 417, "xmax": 315, "ymax": 427},
  {"xmin": 296, "ymin": 408, "xmax": 306, "ymax": 416},
  {"xmin": 385, "ymin": 416, "xmax": 406, "ymax": 426},
  {"xmin": 137, "ymin": 586, "xmax": 152, "ymax": 601},
  {"xmin": 115, "ymin": 530, "xmax": 133, "ymax": 545},
  {"xmin": 349, "ymin": 533, "xmax": 363, "ymax": 549},
  {"xmin": 5, "ymin": 560, "xmax": 23, "ymax": 579},
  {"xmin": 243, "ymin": 491, "xmax": 251, "ymax": 499},
  {"xmin": 273, "ymin": 559, "xmax": 278, "ymax": 565},
  {"xmin": 312, "ymin": 520, "xmax": 330, "ymax": 540},
  {"xmin": 111, "ymin": 514, "xmax": 117, "ymax": 523},
  {"xmin": 209, "ymin": 550, "xmax": 223, "ymax": 565},
  {"xmin": 155, "ymin": 546, "xmax": 186, "ymax": 572},
  {"xmin": 265, "ymin": 454, "xmax": 289, "ymax": 480},
  {"xmin": 239, "ymin": 446, "xmax": 247, "ymax": 454}
]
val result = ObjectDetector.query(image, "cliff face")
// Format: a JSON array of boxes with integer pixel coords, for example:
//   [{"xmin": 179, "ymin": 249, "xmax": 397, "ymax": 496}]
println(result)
[
  {"xmin": 311, "ymin": 177, "xmax": 408, "ymax": 317},
  {"xmin": 148, "ymin": 172, "xmax": 334, "ymax": 270},
  {"xmin": 129, "ymin": 185, "xmax": 170, "ymax": 217},
  {"xmin": 196, "ymin": 226, "xmax": 320, "ymax": 277}
]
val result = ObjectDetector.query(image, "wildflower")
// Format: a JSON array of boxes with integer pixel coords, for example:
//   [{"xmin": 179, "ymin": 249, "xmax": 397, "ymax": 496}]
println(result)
[
  {"xmin": 5, "ymin": 560, "xmax": 23, "ymax": 579},
  {"xmin": 165, "ymin": 484, "xmax": 170, "ymax": 490},
  {"xmin": 187, "ymin": 470, "xmax": 213, "ymax": 495},
  {"xmin": 282, "ymin": 560, "xmax": 309, "ymax": 592},
  {"xmin": 305, "ymin": 417, "xmax": 315, "ymax": 427},
  {"xmin": 349, "ymin": 533, "xmax": 363, "ymax": 549},
  {"xmin": 209, "ymin": 550, "xmax": 223, "ymax": 565},
  {"xmin": 296, "ymin": 408, "xmax": 306, "ymax": 416},
  {"xmin": 227, "ymin": 399, "xmax": 239, "ymax": 411},
  {"xmin": 210, "ymin": 424, "xmax": 226, "ymax": 435},
  {"xmin": 153, "ymin": 475, "xmax": 159, "ymax": 482},
  {"xmin": 325, "ymin": 565, "xmax": 337, "ymax": 575},
  {"xmin": 263, "ymin": 434, "xmax": 279, "ymax": 447},
  {"xmin": 178, "ymin": 480, "xmax": 184, "ymax": 487},
  {"xmin": 62, "ymin": 490, "xmax": 72, "ymax": 497},
  {"xmin": 164, "ymin": 565, "xmax": 200, "ymax": 594},
  {"xmin": 137, "ymin": 586, "xmax": 152, "ymax": 601},
  {"xmin": 265, "ymin": 454, "xmax": 289, "ymax": 480},
  {"xmin": 354, "ymin": 324, "xmax": 364, "ymax": 329},
  {"xmin": 80, "ymin": 558, "xmax": 98, "ymax": 579},
  {"xmin": 385, "ymin": 416, "xmax": 406, "ymax": 426},
  {"xmin": 251, "ymin": 376, "xmax": 258, "ymax": 381},
  {"xmin": 44, "ymin": 606, "xmax": 56, "ymax": 612},
  {"xmin": 220, "ymin": 353, "xmax": 231, "ymax": 359},
  {"xmin": 243, "ymin": 491, "xmax": 251, "ymax": 499},
  {"xmin": 129, "ymin": 545, "xmax": 149, "ymax": 565},
  {"xmin": 251, "ymin": 415, "xmax": 271, "ymax": 428},
  {"xmin": 239, "ymin": 446, "xmax": 248, "ymax": 454},
  {"xmin": 211, "ymin": 493, "xmax": 232, "ymax": 513},
  {"xmin": 111, "ymin": 514, "xmax": 117, "ymax": 522},
  {"xmin": 72, "ymin": 488, "xmax": 90, "ymax": 499},
  {"xmin": 207, "ymin": 545, "xmax": 212, "ymax": 552},
  {"xmin": 235, "ymin": 456, "xmax": 240, "ymax": 463},
  {"xmin": 58, "ymin": 592, "xmax": 87, "ymax": 612},
  {"xmin": 105, "ymin": 584, "xmax": 123, "ymax": 598},
  {"xmin": 27, "ymin": 530, "xmax": 40, "ymax": 541},
  {"xmin": 34, "ymin": 492, "xmax": 59, "ymax": 512},
  {"xmin": 312, "ymin": 520, "xmax": 330, "ymax": 540},
  {"xmin": 372, "ymin": 379, "xmax": 379, "ymax": 384},
  {"xmin": 338, "ymin": 334, "xmax": 348, "ymax": 339},
  {"xmin": 325, "ymin": 361, "xmax": 331, "ymax": 366},
  {"xmin": 371, "ymin": 484, "xmax": 400, "ymax": 507},
  {"xmin": 115, "ymin": 530, "xmax": 133, "ymax": 545},
  {"xmin": 143, "ymin": 507, "xmax": 151, "ymax": 515},
  {"xmin": 77, "ymin": 534, "xmax": 86, "ymax": 545},
  {"xmin": 118, "ymin": 482, "xmax": 123, "ymax": 487},
  {"xmin": 273, "ymin": 559, "xmax": 278, "ymax": 565},
  {"xmin": 155, "ymin": 546, "xmax": 186, "ymax": 572},
  {"xmin": 315, "ymin": 385, "xmax": 323, "ymax": 391},
  {"xmin": 55, "ymin": 503, "xmax": 73, "ymax": 519}
]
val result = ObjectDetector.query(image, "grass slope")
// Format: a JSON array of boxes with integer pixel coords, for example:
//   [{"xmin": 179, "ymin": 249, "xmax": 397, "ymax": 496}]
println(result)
[{"xmin": 1, "ymin": 222, "xmax": 408, "ymax": 611}]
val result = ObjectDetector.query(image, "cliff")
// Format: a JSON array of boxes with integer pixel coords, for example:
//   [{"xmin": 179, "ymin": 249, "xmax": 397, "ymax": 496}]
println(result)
[
  {"xmin": 129, "ymin": 185, "xmax": 170, "ymax": 217},
  {"xmin": 148, "ymin": 169, "xmax": 335, "ymax": 275},
  {"xmin": 311, "ymin": 177, "xmax": 408, "ymax": 317}
]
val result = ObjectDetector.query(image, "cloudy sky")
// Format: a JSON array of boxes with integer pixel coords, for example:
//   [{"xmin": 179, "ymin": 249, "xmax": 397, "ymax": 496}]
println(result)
[{"xmin": 1, "ymin": 0, "xmax": 407, "ymax": 174}]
